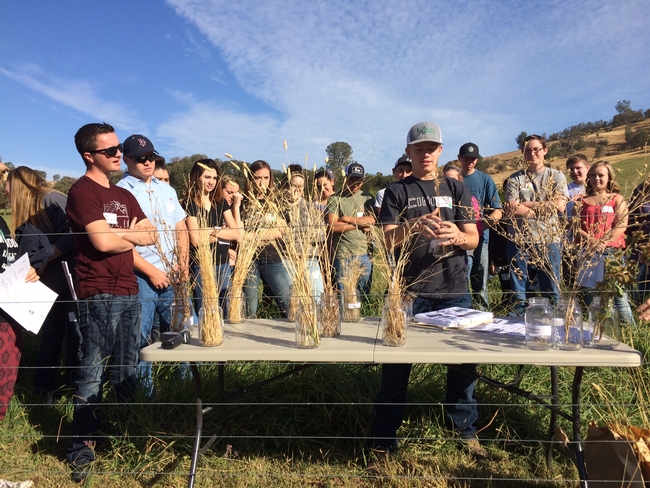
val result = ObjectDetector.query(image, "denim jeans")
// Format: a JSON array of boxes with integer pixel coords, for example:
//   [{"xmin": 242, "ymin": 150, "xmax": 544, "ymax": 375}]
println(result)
[
  {"xmin": 469, "ymin": 234, "xmax": 490, "ymax": 309},
  {"xmin": 191, "ymin": 262, "xmax": 232, "ymax": 314},
  {"xmin": 135, "ymin": 275, "xmax": 175, "ymax": 394},
  {"xmin": 507, "ymin": 240, "xmax": 561, "ymax": 315},
  {"xmin": 67, "ymin": 293, "xmax": 141, "ymax": 464},
  {"xmin": 370, "ymin": 293, "xmax": 478, "ymax": 451},
  {"xmin": 244, "ymin": 260, "xmax": 291, "ymax": 317},
  {"xmin": 333, "ymin": 254, "xmax": 372, "ymax": 297}
]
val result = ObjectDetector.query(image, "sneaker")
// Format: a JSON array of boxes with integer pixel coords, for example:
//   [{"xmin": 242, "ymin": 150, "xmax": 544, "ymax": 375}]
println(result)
[{"xmin": 462, "ymin": 437, "xmax": 489, "ymax": 461}]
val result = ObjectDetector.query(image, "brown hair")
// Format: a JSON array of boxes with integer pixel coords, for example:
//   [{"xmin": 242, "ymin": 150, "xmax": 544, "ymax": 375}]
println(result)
[
  {"xmin": 522, "ymin": 134, "xmax": 547, "ymax": 152},
  {"xmin": 566, "ymin": 153, "xmax": 589, "ymax": 168},
  {"xmin": 244, "ymin": 160, "xmax": 274, "ymax": 197},
  {"xmin": 187, "ymin": 159, "xmax": 220, "ymax": 208}
]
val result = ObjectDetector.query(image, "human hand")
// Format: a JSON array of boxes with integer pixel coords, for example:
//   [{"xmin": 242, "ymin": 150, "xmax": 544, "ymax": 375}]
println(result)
[
  {"xmin": 638, "ymin": 298, "xmax": 650, "ymax": 321},
  {"xmin": 25, "ymin": 267, "xmax": 40, "ymax": 283},
  {"xmin": 149, "ymin": 267, "xmax": 170, "ymax": 289}
]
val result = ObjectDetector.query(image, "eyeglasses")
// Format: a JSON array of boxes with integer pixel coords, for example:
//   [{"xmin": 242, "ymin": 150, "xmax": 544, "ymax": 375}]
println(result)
[
  {"xmin": 524, "ymin": 146, "xmax": 545, "ymax": 154},
  {"xmin": 89, "ymin": 144, "xmax": 123, "ymax": 158},
  {"xmin": 129, "ymin": 154, "xmax": 157, "ymax": 164}
]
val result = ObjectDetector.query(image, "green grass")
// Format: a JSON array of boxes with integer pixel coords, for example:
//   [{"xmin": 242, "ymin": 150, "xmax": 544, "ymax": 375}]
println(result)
[{"xmin": 2, "ymin": 284, "xmax": 648, "ymax": 487}]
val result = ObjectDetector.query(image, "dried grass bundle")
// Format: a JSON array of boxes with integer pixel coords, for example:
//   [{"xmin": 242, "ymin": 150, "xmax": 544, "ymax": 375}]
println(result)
[
  {"xmin": 339, "ymin": 258, "xmax": 364, "ymax": 323},
  {"xmin": 195, "ymin": 208, "xmax": 223, "ymax": 346},
  {"xmin": 148, "ymin": 203, "xmax": 192, "ymax": 332},
  {"xmin": 370, "ymin": 223, "xmax": 413, "ymax": 345},
  {"xmin": 275, "ymin": 166, "xmax": 325, "ymax": 345}
]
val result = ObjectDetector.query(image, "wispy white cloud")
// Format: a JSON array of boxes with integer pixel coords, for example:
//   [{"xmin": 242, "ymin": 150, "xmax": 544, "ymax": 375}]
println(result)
[
  {"xmin": 161, "ymin": 0, "xmax": 650, "ymax": 169},
  {"xmin": 0, "ymin": 63, "xmax": 145, "ymax": 133}
]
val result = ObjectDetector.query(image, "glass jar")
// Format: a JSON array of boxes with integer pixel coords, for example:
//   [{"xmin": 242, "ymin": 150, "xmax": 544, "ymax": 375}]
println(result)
[
  {"xmin": 170, "ymin": 300, "xmax": 194, "ymax": 335},
  {"xmin": 288, "ymin": 284, "xmax": 298, "ymax": 322},
  {"xmin": 588, "ymin": 296, "xmax": 620, "ymax": 349},
  {"xmin": 342, "ymin": 291, "xmax": 361, "ymax": 322},
  {"xmin": 318, "ymin": 293, "xmax": 341, "ymax": 337},
  {"xmin": 226, "ymin": 288, "xmax": 246, "ymax": 324},
  {"xmin": 553, "ymin": 297, "xmax": 583, "ymax": 350},
  {"xmin": 381, "ymin": 301, "xmax": 407, "ymax": 347},
  {"xmin": 402, "ymin": 295, "xmax": 414, "ymax": 324},
  {"xmin": 199, "ymin": 302, "xmax": 224, "ymax": 347},
  {"xmin": 525, "ymin": 297, "xmax": 553, "ymax": 350},
  {"xmin": 295, "ymin": 300, "xmax": 320, "ymax": 348}
]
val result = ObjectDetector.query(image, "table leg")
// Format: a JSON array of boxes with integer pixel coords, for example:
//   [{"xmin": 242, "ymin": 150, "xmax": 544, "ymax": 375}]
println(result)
[
  {"xmin": 572, "ymin": 366, "xmax": 588, "ymax": 487},
  {"xmin": 188, "ymin": 362, "xmax": 204, "ymax": 488},
  {"xmin": 546, "ymin": 366, "xmax": 559, "ymax": 471}
]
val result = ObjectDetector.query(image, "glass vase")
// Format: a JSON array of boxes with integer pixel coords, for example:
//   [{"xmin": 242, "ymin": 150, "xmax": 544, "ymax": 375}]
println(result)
[
  {"xmin": 587, "ymin": 296, "xmax": 620, "ymax": 349},
  {"xmin": 226, "ymin": 288, "xmax": 246, "ymax": 324},
  {"xmin": 318, "ymin": 293, "xmax": 341, "ymax": 337},
  {"xmin": 380, "ymin": 301, "xmax": 407, "ymax": 347},
  {"xmin": 342, "ymin": 291, "xmax": 361, "ymax": 322},
  {"xmin": 553, "ymin": 297, "xmax": 583, "ymax": 350},
  {"xmin": 199, "ymin": 302, "xmax": 224, "ymax": 347},
  {"xmin": 295, "ymin": 300, "xmax": 320, "ymax": 348},
  {"xmin": 170, "ymin": 300, "xmax": 195, "ymax": 335},
  {"xmin": 525, "ymin": 297, "xmax": 552, "ymax": 350},
  {"xmin": 288, "ymin": 284, "xmax": 298, "ymax": 322}
]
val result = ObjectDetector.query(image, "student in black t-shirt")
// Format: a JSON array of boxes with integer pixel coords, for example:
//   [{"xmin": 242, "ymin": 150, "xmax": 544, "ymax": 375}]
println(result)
[
  {"xmin": 185, "ymin": 159, "xmax": 242, "ymax": 313},
  {"xmin": 370, "ymin": 122, "xmax": 486, "ymax": 460}
]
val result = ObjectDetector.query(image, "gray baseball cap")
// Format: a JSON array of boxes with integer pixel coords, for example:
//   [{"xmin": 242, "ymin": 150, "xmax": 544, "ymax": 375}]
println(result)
[{"xmin": 406, "ymin": 122, "xmax": 442, "ymax": 145}]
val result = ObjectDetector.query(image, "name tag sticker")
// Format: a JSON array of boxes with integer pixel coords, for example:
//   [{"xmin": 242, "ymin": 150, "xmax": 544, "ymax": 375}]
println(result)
[
  {"xmin": 434, "ymin": 196, "xmax": 453, "ymax": 209},
  {"xmin": 602, "ymin": 206, "xmax": 614, "ymax": 213},
  {"xmin": 356, "ymin": 211, "xmax": 364, "ymax": 218},
  {"xmin": 166, "ymin": 202, "xmax": 176, "ymax": 213},
  {"xmin": 103, "ymin": 212, "xmax": 118, "ymax": 225}
]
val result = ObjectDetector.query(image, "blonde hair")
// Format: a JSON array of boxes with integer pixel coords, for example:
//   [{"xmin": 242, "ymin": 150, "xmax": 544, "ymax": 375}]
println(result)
[
  {"xmin": 7, "ymin": 166, "xmax": 61, "ymax": 235},
  {"xmin": 585, "ymin": 160, "xmax": 620, "ymax": 196}
]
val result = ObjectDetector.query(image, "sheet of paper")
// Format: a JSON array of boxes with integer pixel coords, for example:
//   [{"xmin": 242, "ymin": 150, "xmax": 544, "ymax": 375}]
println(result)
[
  {"xmin": 0, "ymin": 254, "xmax": 58, "ymax": 334},
  {"xmin": 471, "ymin": 318, "xmax": 526, "ymax": 337}
]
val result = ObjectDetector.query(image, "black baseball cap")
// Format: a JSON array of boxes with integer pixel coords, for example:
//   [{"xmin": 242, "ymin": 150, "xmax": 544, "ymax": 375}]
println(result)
[{"xmin": 458, "ymin": 142, "xmax": 481, "ymax": 159}]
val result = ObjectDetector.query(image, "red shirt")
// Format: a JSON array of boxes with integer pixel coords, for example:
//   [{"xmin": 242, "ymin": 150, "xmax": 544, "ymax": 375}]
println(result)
[{"xmin": 66, "ymin": 176, "xmax": 146, "ymax": 299}]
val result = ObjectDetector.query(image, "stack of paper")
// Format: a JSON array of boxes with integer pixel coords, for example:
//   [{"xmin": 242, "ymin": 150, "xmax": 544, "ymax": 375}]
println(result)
[{"xmin": 414, "ymin": 307, "xmax": 494, "ymax": 329}]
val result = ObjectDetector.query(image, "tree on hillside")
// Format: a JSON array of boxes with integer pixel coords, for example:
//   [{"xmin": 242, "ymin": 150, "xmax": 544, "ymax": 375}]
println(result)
[
  {"xmin": 515, "ymin": 132, "xmax": 528, "ymax": 151},
  {"xmin": 625, "ymin": 126, "xmax": 650, "ymax": 150},
  {"xmin": 53, "ymin": 176, "xmax": 78, "ymax": 195},
  {"xmin": 612, "ymin": 100, "xmax": 644, "ymax": 127},
  {"xmin": 52, "ymin": 174, "xmax": 60, "ymax": 183},
  {"xmin": 325, "ymin": 142, "xmax": 354, "ymax": 176},
  {"xmin": 36, "ymin": 170, "xmax": 47, "ymax": 181},
  {"xmin": 615, "ymin": 100, "xmax": 632, "ymax": 114}
]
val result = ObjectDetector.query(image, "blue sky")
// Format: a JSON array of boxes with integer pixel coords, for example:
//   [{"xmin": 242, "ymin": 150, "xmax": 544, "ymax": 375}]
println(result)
[{"xmin": 2, "ymin": 0, "xmax": 650, "ymax": 179}]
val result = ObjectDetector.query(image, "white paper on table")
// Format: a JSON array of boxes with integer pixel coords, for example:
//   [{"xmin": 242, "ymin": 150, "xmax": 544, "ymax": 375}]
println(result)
[
  {"xmin": 0, "ymin": 254, "xmax": 58, "ymax": 334},
  {"xmin": 471, "ymin": 318, "xmax": 526, "ymax": 337},
  {"xmin": 414, "ymin": 307, "xmax": 494, "ymax": 328}
]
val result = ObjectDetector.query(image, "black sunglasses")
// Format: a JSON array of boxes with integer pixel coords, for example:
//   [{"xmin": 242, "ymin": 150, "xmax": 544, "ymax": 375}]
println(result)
[
  {"xmin": 89, "ymin": 143, "xmax": 123, "ymax": 158},
  {"xmin": 130, "ymin": 153, "xmax": 157, "ymax": 164}
]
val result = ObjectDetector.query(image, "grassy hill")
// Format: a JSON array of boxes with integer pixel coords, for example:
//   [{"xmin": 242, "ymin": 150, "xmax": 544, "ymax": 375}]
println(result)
[{"xmin": 480, "ymin": 119, "xmax": 650, "ymax": 196}]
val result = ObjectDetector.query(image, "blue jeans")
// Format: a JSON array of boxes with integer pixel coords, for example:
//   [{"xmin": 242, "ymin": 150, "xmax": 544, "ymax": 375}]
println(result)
[
  {"xmin": 370, "ymin": 293, "xmax": 478, "ymax": 451},
  {"xmin": 333, "ymin": 254, "xmax": 372, "ymax": 297},
  {"xmin": 469, "ymin": 234, "xmax": 490, "ymax": 308},
  {"xmin": 507, "ymin": 240, "xmax": 561, "ymax": 315},
  {"xmin": 244, "ymin": 260, "xmax": 291, "ymax": 317},
  {"xmin": 191, "ymin": 262, "xmax": 232, "ymax": 314},
  {"xmin": 67, "ymin": 293, "xmax": 141, "ymax": 464},
  {"xmin": 135, "ymin": 275, "xmax": 175, "ymax": 394}
]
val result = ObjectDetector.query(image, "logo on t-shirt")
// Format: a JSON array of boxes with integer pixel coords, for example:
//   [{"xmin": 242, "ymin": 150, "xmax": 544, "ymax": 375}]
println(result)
[{"xmin": 103, "ymin": 201, "xmax": 129, "ymax": 228}]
